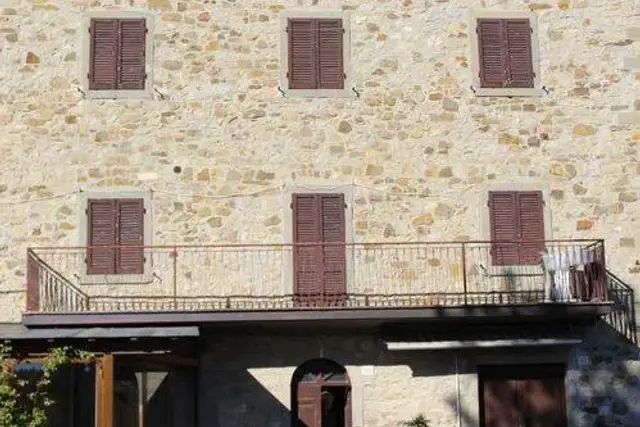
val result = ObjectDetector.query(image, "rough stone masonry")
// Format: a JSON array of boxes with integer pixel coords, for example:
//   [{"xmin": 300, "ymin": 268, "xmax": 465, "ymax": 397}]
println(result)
[{"xmin": 0, "ymin": 0, "xmax": 638, "ymax": 323}]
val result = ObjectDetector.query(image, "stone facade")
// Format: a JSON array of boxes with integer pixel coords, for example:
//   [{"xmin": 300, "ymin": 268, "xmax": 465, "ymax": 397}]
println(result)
[
  {"xmin": 0, "ymin": 0, "xmax": 638, "ymax": 426},
  {"xmin": 199, "ymin": 325, "xmax": 639, "ymax": 427},
  {"xmin": 0, "ymin": 0, "xmax": 638, "ymax": 321}
]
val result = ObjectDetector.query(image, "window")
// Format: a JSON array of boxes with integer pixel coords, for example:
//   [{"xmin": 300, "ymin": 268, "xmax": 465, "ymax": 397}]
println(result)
[
  {"xmin": 82, "ymin": 13, "xmax": 154, "ymax": 99},
  {"xmin": 292, "ymin": 193, "xmax": 346, "ymax": 305},
  {"xmin": 87, "ymin": 198, "xmax": 145, "ymax": 275},
  {"xmin": 469, "ymin": 12, "xmax": 542, "ymax": 97},
  {"xmin": 280, "ymin": 11, "xmax": 352, "ymax": 97},
  {"xmin": 488, "ymin": 191, "xmax": 545, "ymax": 265}
]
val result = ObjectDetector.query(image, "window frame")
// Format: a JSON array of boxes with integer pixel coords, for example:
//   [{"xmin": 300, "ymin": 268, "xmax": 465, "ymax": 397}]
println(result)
[
  {"xmin": 77, "ymin": 190, "xmax": 153, "ymax": 284},
  {"xmin": 80, "ymin": 11, "xmax": 155, "ymax": 100},
  {"xmin": 279, "ymin": 10, "xmax": 354, "ymax": 98},
  {"xmin": 468, "ymin": 10, "xmax": 543, "ymax": 97},
  {"xmin": 477, "ymin": 185, "xmax": 553, "ymax": 296},
  {"xmin": 283, "ymin": 184, "xmax": 354, "ymax": 299}
]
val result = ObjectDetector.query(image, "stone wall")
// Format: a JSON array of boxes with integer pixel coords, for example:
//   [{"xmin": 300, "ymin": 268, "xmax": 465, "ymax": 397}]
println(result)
[
  {"xmin": 199, "ymin": 326, "xmax": 639, "ymax": 427},
  {"xmin": 0, "ymin": 0, "xmax": 639, "ymax": 321}
]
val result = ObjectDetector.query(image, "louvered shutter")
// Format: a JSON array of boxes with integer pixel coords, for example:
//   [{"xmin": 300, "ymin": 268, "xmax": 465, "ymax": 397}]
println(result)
[
  {"xmin": 317, "ymin": 19, "xmax": 344, "ymax": 89},
  {"xmin": 87, "ymin": 199, "xmax": 117, "ymax": 275},
  {"xmin": 288, "ymin": 19, "xmax": 317, "ymax": 89},
  {"xmin": 505, "ymin": 19, "xmax": 534, "ymax": 88},
  {"xmin": 517, "ymin": 191, "xmax": 545, "ymax": 265},
  {"xmin": 89, "ymin": 19, "xmax": 119, "ymax": 90},
  {"xmin": 488, "ymin": 192, "xmax": 519, "ymax": 265},
  {"xmin": 118, "ymin": 19, "xmax": 147, "ymax": 90},
  {"xmin": 116, "ymin": 199, "xmax": 144, "ymax": 274},
  {"xmin": 293, "ymin": 194, "xmax": 322, "ymax": 303},
  {"xmin": 296, "ymin": 381, "xmax": 321, "ymax": 427},
  {"xmin": 477, "ymin": 19, "xmax": 507, "ymax": 88},
  {"xmin": 319, "ymin": 194, "xmax": 346, "ymax": 303}
]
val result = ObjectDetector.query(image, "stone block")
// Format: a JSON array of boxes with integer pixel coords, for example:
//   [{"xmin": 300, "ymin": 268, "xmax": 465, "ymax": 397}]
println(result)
[
  {"xmin": 623, "ymin": 56, "xmax": 640, "ymax": 70},
  {"xmin": 617, "ymin": 112, "xmax": 640, "ymax": 125}
]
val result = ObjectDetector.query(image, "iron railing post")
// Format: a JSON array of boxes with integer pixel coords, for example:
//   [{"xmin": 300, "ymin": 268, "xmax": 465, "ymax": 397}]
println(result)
[
  {"xmin": 461, "ymin": 243, "xmax": 468, "ymax": 305},
  {"xmin": 26, "ymin": 249, "xmax": 40, "ymax": 312},
  {"xmin": 599, "ymin": 239, "xmax": 608, "ymax": 301},
  {"xmin": 172, "ymin": 246, "xmax": 178, "ymax": 310}
]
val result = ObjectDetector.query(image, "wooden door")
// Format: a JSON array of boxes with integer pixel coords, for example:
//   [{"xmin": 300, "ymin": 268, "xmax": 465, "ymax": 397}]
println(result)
[
  {"xmin": 520, "ymin": 371, "xmax": 567, "ymax": 427},
  {"xmin": 481, "ymin": 373, "xmax": 520, "ymax": 427},
  {"xmin": 297, "ymin": 381, "xmax": 322, "ymax": 427},
  {"xmin": 479, "ymin": 365, "xmax": 567, "ymax": 427}
]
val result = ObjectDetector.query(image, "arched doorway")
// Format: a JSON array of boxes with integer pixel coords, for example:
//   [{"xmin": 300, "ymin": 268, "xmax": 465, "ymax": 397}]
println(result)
[{"xmin": 291, "ymin": 359, "xmax": 352, "ymax": 427}]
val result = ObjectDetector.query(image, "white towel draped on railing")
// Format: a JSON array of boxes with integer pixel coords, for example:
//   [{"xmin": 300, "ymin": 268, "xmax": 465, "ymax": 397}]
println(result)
[{"xmin": 541, "ymin": 246, "xmax": 595, "ymax": 302}]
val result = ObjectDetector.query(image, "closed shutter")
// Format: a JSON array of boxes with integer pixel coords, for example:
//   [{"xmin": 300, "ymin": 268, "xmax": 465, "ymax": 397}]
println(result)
[
  {"xmin": 89, "ymin": 18, "xmax": 146, "ymax": 90},
  {"xmin": 489, "ymin": 192, "xmax": 519, "ymax": 265},
  {"xmin": 317, "ymin": 19, "xmax": 344, "ymax": 89},
  {"xmin": 87, "ymin": 198, "xmax": 145, "ymax": 275},
  {"xmin": 288, "ymin": 19, "xmax": 317, "ymax": 89},
  {"xmin": 489, "ymin": 191, "xmax": 545, "ymax": 265},
  {"xmin": 319, "ymin": 194, "xmax": 346, "ymax": 303},
  {"xmin": 293, "ymin": 194, "xmax": 322, "ymax": 302},
  {"xmin": 116, "ymin": 199, "xmax": 144, "ymax": 274},
  {"xmin": 477, "ymin": 19, "xmax": 534, "ymax": 89},
  {"xmin": 118, "ymin": 19, "xmax": 147, "ymax": 90},
  {"xmin": 296, "ymin": 381, "xmax": 322, "ymax": 427},
  {"xmin": 505, "ymin": 19, "xmax": 534, "ymax": 88},
  {"xmin": 87, "ymin": 199, "xmax": 117, "ymax": 275},
  {"xmin": 477, "ymin": 19, "xmax": 507, "ymax": 88},
  {"xmin": 517, "ymin": 191, "xmax": 544, "ymax": 265},
  {"xmin": 89, "ymin": 19, "xmax": 119, "ymax": 90},
  {"xmin": 288, "ymin": 18, "xmax": 345, "ymax": 90}
]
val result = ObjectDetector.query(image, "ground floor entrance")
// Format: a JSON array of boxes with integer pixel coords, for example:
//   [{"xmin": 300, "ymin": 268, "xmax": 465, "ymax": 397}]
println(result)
[
  {"xmin": 478, "ymin": 364, "xmax": 567, "ymax": 427},
  {"xmin": 14, "ymin": 353, "xmax": 197, "ymax": 427}
]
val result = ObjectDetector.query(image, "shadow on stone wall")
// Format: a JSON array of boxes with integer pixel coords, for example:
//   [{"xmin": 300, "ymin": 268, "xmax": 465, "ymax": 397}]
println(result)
[
  {"xmin": 200, "ymin": 330, "xmax": 474, "ymax": 427},
  {"xmin": 440, "ymin": 321, "xmax": 640, "ymax": 427}
]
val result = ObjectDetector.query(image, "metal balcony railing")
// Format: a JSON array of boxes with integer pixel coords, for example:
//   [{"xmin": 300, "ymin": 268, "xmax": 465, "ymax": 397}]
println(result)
[{"xmin": 25, "ymin": 240, "xmax": 609, "ymax": 314}]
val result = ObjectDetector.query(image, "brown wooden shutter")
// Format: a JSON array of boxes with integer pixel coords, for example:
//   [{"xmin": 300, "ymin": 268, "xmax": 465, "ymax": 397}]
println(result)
[
  {"xmin": 116, "ymin": 199, "xmax": 145, "ymax": 274},
  {"xmin": 488, "ymin": 191, "xmax": 519, "ymax": 265},
  {"xmin": 477, "ymin": 19, "xmax": 507, "ymax": 88},
  {"xmin": 517, "ymin": 191, "xmax": 545, "ymax": 265},
  {"xmin": 87, "ymin": 199, "xmax": 117, "ymax": 275},
  {"xmin": 296, "ymin": 381, "xmax": 321, "ymax": 427},
  {"xmin": 293, "ymin": 194, "xmax": 322, "ymax": 303},
  {"xmin": 118, "ymin": 19, "xmax": 147, "ymax": 90},
  {"xmin": 288, "ymin": 19, "xmax": 317, "ymax": 89},
  {"xmin": 89, "ymin": 19, "xmax": 119, "ymax": 90},
  {"xmin": 317, "ymin": 19, "xmax": 344, "ymax": 89},
  {"xmin": 319, "ymin": 194, "xmax": 346, "ymax": 303},
  {"xmin": 505, "ymin": 19, "xmax": 534, "ymax": 88}
]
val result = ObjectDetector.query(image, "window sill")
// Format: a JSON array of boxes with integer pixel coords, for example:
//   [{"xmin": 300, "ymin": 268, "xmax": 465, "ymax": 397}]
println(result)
[
  {"xmin": 84, "ymin": 89, "xmax": 153, "ymax": 100},
  {"xmin": 474, "ymin": 87, "xmax": 545, "ymax": 98},
  {"xmin": 79, "ymin": 272, "xmax": 154, "ymax": 285},
  {"xmin": 280, "ymin": 88, "xmax": 356, "ymax": 99}
]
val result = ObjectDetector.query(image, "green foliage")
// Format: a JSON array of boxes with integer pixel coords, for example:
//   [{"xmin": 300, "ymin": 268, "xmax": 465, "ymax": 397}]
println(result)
[
  {"xmin": 0, "ymin": 345, "xmax": 92, "ymax": 427},
  {"xmin": 400, "ymin": 414, "xmax": 431, "ymax": 427}
]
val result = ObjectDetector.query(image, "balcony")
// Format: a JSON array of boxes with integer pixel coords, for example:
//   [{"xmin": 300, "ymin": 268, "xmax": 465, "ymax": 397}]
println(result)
[{"xmin": 25, "ymin": 240, "xmax": 613, "ymax": 321}]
